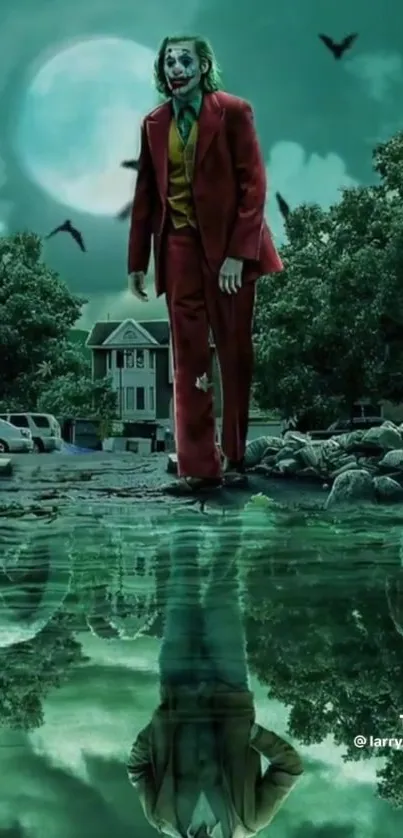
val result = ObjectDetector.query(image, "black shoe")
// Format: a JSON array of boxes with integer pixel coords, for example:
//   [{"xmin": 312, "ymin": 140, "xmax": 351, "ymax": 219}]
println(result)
[
  {"xmin": 161, "ymin": 476, "xmax": 223, "ymax": 496},
  {"xmin": 223, "ymin": 458, "xmax": 248, "ymax": 488}
]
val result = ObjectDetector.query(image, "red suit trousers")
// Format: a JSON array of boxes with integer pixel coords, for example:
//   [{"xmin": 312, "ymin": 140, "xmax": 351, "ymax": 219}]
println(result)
[{"xmin": 164, "ymin": 228, "xmax": 256, "ymax": 478}]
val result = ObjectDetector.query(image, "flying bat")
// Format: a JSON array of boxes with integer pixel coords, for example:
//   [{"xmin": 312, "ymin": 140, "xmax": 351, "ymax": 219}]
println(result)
[
  {"xmin": 275, "ymin": 192, "xmax": 290, "ymax": 221},
  {"xmin": 319, "ymin": 33, "xmax": 358, "ymax": 60},
  {"xmin": 121, "ymin": 159, "xmax": 139, "ymax": 170},
  {"xmin": 45, "ymin": 219, "xmax": 86, "ymax": 251},
  {"xmin": 116, "ymin": 202, "xmax": 132, "ymax": 221}
]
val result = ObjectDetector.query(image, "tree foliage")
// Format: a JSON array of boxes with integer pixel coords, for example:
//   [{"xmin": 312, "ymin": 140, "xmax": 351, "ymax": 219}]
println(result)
[
  {"xmin": 254, "ymin": 131, "xmax": 403, "ymax": 420},
  {"xmin": 242, "ymin": 502, "xmax": 403, "ymax": 807},
  {"xmin": 0, "ymin": 231, "xmax": 116, "ymax": 419},
  {"xmin": 0, "ymin": 612, "xmax": 88, "ymax": 731}
]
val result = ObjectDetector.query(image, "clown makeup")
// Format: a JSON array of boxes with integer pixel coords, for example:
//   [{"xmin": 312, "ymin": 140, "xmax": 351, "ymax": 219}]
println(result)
[{"xmin": 163, "ymin": 40, "xmax": 207, "ymax": 99}]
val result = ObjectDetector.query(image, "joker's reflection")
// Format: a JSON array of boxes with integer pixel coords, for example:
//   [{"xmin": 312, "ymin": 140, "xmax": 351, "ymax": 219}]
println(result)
[{"xmin": 127, "ymin": 513, "xmax": 304, "ymax": 836}]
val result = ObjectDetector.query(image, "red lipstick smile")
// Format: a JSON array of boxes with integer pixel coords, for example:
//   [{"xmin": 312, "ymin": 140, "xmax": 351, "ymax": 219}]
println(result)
[{"xmin": 171, "ymin": 78, "xmax": 188, "ymax": 88}]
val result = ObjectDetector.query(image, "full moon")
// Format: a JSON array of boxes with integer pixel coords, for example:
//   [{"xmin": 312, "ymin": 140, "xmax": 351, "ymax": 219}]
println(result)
[{"xmin": 16, "ymin": 38, "xmax": 156, "ymax": 215}]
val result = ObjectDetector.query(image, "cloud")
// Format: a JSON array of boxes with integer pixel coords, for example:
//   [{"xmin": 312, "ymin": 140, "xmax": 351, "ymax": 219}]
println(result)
[
  {"xmin": 265, "ymin": 142, "xmax": 358, "ymax": 242},
  {"xmin": 345, "ymin": 52, "xmax": 403, "ymax": 102}
]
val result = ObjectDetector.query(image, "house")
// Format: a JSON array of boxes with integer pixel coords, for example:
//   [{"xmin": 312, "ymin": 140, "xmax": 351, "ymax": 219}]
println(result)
[{"xmin": 85, "ymin": 318, "xmax": 222, "ymax": 429}]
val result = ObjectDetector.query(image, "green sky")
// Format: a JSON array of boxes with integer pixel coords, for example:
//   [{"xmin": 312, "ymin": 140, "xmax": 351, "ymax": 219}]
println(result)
[
  {"xmin": 0, "ymin": 633, "xmax": 401, "ymax": 838},
  {"xmin": 1, "ymin": 0, "xmax": 403, "ymax": 326}
]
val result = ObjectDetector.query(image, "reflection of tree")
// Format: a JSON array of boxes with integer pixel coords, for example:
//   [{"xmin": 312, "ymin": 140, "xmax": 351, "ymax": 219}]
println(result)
[
  {"xmin": 242, "ymin": 501, "xmax": 403, "ymax": 807},
  {"xmin": 0, "ymin": 611, "xmax": 87, "ymax": 731}
]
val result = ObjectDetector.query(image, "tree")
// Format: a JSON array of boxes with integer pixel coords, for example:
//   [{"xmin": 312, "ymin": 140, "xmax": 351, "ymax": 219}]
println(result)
[
  {"xmin": 0, "ymin": 611, "xmax": 88, "ymax": 731},
  {"xmin": 241, "ymin": 499, "xmax": 403, "ymax": 807},
  {"xmin": 36, "ymin": 371, "xmax": 117, "ymax": 424},
  {"xmin": 0, "ymin": 231, "xmax": 116, "ymax": 420},
  {"xmin": 253, "ymin": 131, "xmax": 403, "ymax": 421}
]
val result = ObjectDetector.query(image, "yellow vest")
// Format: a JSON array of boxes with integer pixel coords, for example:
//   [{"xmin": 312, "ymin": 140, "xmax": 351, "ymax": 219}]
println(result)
[{"xmin": 166, "ymin": 119, "xmax": 198, "ymax": 229}]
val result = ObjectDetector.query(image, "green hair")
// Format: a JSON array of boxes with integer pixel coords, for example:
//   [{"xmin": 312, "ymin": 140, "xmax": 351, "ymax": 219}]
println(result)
[{"xmin": 153, "ymin": 35, "xmax": 222, "ymax": 99}]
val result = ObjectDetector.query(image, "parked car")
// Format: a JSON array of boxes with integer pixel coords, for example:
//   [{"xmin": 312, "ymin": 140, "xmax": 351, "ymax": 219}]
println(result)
[
  {"xmin": 0, "ymin": 418, "xmax": 34, "ymax": 454},
  {"xmin": 309, "ymin": 416, "xmax": 385, "ymax": 440},
  {"xmin": 0, "ymin": 413, "xmax": 61, "ymax": 453}
]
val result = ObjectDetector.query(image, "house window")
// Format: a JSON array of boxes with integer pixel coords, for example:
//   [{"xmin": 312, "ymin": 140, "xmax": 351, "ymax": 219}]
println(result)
[
  {"xmin": 125, "ymin": 350, "xmax": 134, "ymax": 368},
  {"xmin": 116, "ymin": 349, "xmax": 124, "ymax": 369},
  {"xmin": 149, "ymin": 386, "xmax": 155, "ymax": 411},
  {"xmin": 136, "ymin": 349, "xmax": 144, "ymax": 368},
  {"xmin": 136, "ymin": 387, "xmax": 145, "ymax": 410},
  {"xmin": 116, "ymin": 388, "xmax": 122, "ymax": 414},
  {"xmin": 107, "ymin": 351, "xmax": 111, "ymax": 369},
  {"xmin": 149, "ymin": 350, "xmax": 155, "ymax": 370},
  {"xmin": 126, "ymin": 387, "xmax": 135, "ymax": 410}
]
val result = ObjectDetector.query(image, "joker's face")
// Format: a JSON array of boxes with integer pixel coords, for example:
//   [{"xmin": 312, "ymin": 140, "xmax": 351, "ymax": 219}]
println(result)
[{"xmin": 163, "ymin": 40, "xmax": 208, "ymax": 99}]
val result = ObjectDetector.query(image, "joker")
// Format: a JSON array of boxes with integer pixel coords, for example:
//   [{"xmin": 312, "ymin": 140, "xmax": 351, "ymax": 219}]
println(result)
[{"xmin": 127, "ymin": 35, "xmax": 283, "ymax": 495}]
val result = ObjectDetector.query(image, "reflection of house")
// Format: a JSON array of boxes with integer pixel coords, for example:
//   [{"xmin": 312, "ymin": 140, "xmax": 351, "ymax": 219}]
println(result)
[{"xmin": 85, "ymin": 318, "xmax": 222, "ymax": 425}]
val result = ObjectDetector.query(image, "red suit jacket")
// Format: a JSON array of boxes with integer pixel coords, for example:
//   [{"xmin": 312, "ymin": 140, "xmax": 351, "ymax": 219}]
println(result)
[{"xmin": 128, "ymin": 90, "xmax": 283, "ymax": 297}]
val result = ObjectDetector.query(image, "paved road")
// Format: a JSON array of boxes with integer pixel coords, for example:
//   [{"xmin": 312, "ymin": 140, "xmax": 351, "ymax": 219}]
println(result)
[{"xmin": 0, "ymin": 451, "xmax": 327, "ymax": 514}]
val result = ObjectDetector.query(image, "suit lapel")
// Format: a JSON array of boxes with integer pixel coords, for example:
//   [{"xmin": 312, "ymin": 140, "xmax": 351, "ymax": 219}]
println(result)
[
  {"xmin": 195, "ymin": 92, "xmax": 224, "ymax": 169},
  {"xmin": 146, "ymin": 102, "xmax": 172, "ymax": 200},
  {"xmin": 146, "ymin": 94, "xmax": 224, "ymax": 198}
]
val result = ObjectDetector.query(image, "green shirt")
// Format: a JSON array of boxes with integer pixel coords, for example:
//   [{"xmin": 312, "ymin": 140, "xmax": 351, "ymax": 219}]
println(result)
[{"xmin": 172, "ymin": 89, "xmax": 203, "ymax": 144}]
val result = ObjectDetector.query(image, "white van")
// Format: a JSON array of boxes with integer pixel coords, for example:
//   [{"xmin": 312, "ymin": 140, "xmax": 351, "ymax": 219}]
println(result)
[
  {"xmin": 0, "ymin": 413, "xmax": 61, "ymax": 453},
  {"xmin": 0, "ymin": 418, "xmax": 34, "ymax": 453}
]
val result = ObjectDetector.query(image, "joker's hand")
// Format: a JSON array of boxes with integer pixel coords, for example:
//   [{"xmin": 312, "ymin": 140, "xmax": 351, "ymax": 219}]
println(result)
[
  {"xmin": 218, "ymin": 257, "xmax": 243, "ymax": 294},
  {"xmin": 128, "ymin": 271, "xmax": 148, "ymax": 301}
]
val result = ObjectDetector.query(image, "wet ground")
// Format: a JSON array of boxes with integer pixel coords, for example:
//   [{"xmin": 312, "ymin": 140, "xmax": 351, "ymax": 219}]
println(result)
[
  {"xmin": 0, "ymin": 451, "xmax": 328, "ymax": 515},
  {"xmin": 1, "ymin": 451, "xmax": 403, "ymax": 836}
]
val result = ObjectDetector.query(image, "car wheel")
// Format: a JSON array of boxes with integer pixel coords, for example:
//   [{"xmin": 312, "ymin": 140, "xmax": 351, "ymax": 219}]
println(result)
[
  {"xmin": 0, "ymin": 439, "xmax": 9, "ymax": 453},
  {"xmin": 33, "ymin": 438, "xmax": 44, "ymax": 453}
]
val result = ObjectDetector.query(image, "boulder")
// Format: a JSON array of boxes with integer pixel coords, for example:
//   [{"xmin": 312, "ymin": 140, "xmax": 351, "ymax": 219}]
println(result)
[
  {"xmin": 325, "ymin": 468, "xmax": 376, "ymax": 509},
  {"xmin": 361, "ymin": 423, "xmax": 402, "ymax": 451},
  {"xmin": 378, "ymin": 449, "xmax": 403, "ymax": 470},
  {"xmin": 280, "ymin": 431, "xmax": 308, "ymax": 449},
  {"xmin": 275, "ymin": 457, "xmax": 299, "ymax": 474},
  {"xmin": 373, "ymin": 475, "xmax": 403, "ymax": 502},
  {"xmin": 167, "ymin": 453, "xmax": 178, "ymax": 474},
  {"xmin": 244, "ymin": 436, "xmax": 273, "ymax": 468},
  {"xmin": 298, "ymin": 443, "xmax": 320, "ymax": 469},
  {"xmin": 0, "ymin": 457, "xmax": 12, "ymax": 477}
]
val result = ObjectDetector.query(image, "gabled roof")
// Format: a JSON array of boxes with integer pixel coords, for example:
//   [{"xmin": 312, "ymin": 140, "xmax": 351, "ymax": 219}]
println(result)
[
  {"xmin": 102, "ymin": 319, "xmax": 159, "ymax": 347},
  {"xmin": 86, "ymin": 319, "xmax": 169, "ymax": 347},
  {"xmin": 140, "ymin": 320, "xmax": 170, "ymax": 345}
]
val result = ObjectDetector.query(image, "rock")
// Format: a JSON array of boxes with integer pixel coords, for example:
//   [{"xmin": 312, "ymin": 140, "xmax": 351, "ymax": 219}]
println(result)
[
  {"xmin": 167, "ymin": 453, "xmax": 178, "ymax": 474},
  {"xmin": 373, "ymin": 475, "xmax": 403, "ymax": 502},
  {"xmin": 325, "ymin": 469, "xmax": 376, "ymax": 509},
  {"xmin": 252, "ymin": 463, "xmax": 273, "ymax": 476},
  {"xmin": 280, "ymin": 431, "xmax": 308, "ymax": 449},
  {"xmin": 338, "ymin": 430, "xmax": 365, "ymax": 450},
  {"xmin": 240, "ymin": 424, "xmax": 403, "ymax": 505},
  {"xmin": 275, "ymin": 458, "xmax": 299, "ymax": 474},
  {"xmin": 298, "ymin": 444, "xmax": 320, "ymax": 469},
  {"xmin": 0, "ymin": 458, "xmax": 12, "ymax": 477},
  {"xmin": 361, "ymin": 423, "xmax": 402, "ymax": 451},
  {"xmin": 244, "ymin": 436, "xmax": 272, "ymax": 468},
  {"xmin": 295, "ymin": 466, "xmax": 323, "ymax": 480},
  {"xmin": 260, "ymin": 454, "xmax": 277, "ymax": 467},
  {"xmin": 379, "ymin": 449, "xmax": 403, "ymax": 470},
  {"xmin": 329, "ymin": 460, "xmax": 360, "ymax": 479},
  {"xmin": 274, "ymin": 445, "xmax": 301, "ymax": 464}
]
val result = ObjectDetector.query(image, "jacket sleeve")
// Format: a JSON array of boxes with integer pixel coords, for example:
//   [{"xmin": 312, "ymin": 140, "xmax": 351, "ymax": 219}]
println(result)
[
  {"xmin": 128, "ymin": 120, "xmax": 156, "ymax": 275},
  {"xmin": 250, "ymin": 725, "xmax": 304, "ymax": 830},
  {"xmin": 126, "ymin": 722, "xmax": 152, "ymax": 786},
  {"xmin": 226, "ymin": 102, "xmax": 267, "ymax": 262}
]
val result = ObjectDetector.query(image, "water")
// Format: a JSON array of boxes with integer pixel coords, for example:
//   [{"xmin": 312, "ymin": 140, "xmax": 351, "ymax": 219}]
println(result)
[{"xmin": 1, "ymin": 496, "xmax": 403, "ymax": 836}]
